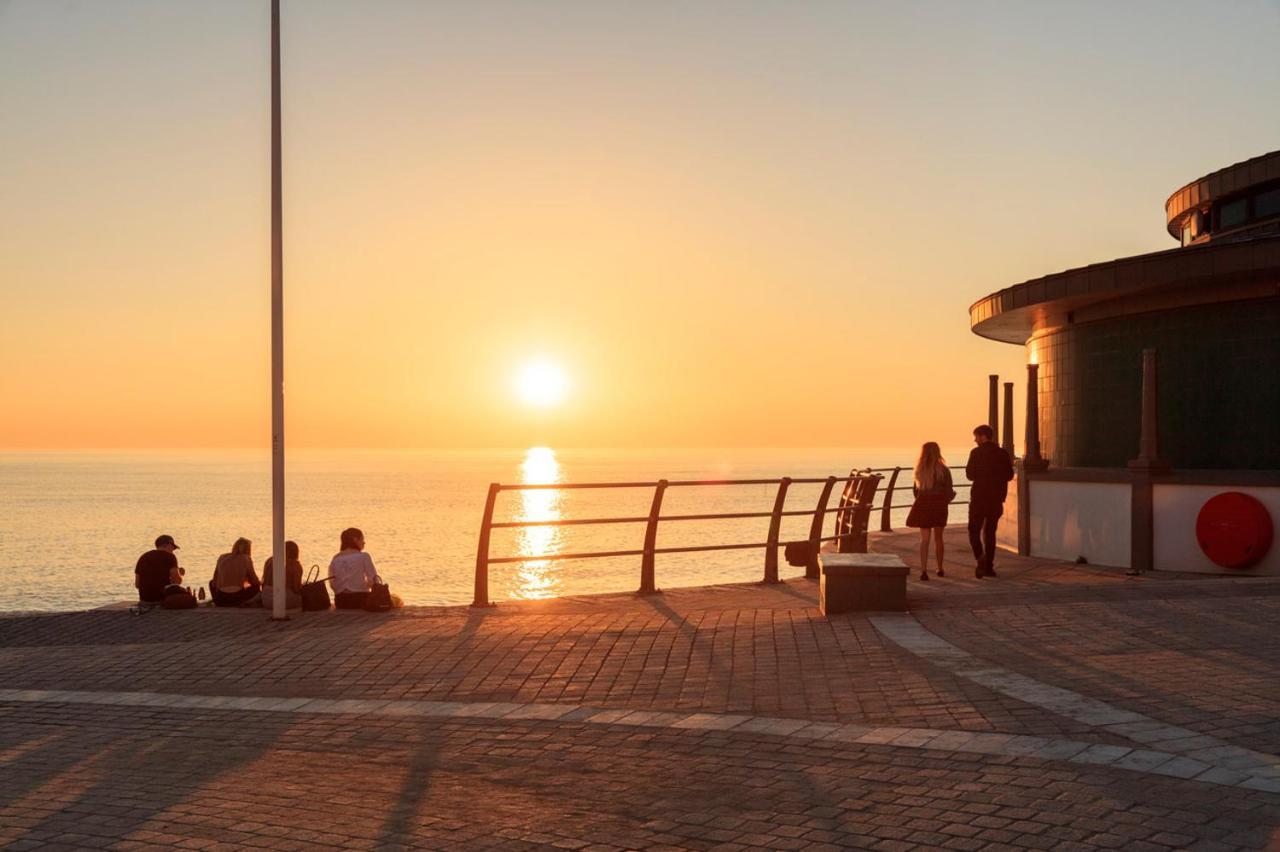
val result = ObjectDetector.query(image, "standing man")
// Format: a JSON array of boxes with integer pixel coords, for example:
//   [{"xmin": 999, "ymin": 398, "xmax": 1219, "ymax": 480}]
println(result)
[
  {"xmin": 135, "ymin": 534, "xmax": 183, "ymax": 605},
  {"xmin": 965, "ymin": 425, "xmax": 1013, "ymax": 578}
]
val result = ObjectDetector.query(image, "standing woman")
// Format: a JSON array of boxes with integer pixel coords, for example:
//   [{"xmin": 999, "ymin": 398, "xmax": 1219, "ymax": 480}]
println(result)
[{"xmin": 905, "ymin": 442, "xmax": 955, "ymax": 581}]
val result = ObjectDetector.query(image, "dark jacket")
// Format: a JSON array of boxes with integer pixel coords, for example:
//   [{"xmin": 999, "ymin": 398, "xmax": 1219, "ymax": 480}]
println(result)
[{"xmin": 965, "ymin": 442, "xmax": 1014, "ymax": 509}]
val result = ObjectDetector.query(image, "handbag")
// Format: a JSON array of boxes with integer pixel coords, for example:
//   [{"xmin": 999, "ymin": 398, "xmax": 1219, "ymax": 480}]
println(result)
[
  {"xmin": 300, "ymin": 565, "xmax": 332, "ymax": 611},
  {"xmin": 364, "ymin": 580, "xmax": 393, "ymax": 612}
]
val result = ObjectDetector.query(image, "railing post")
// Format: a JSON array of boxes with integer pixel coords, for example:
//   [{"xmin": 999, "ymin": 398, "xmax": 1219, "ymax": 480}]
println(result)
[
  {"xmin": 879, "ymin": 467, "xmax": 901, "ymax": 532},
  {"xmin": 472, "ymin": 482, "xmax": 500, "ymax": 608},
  {"xmin": 805, "ymin": 476, "xmax": 838, "ymax": 579},
  {"xmin": 639, "ymin": 479, "xmax": 667, "ymax": 595},
  {"xmin": 763, "ymin": 477, "xmax": 791, "ymax": 584}
]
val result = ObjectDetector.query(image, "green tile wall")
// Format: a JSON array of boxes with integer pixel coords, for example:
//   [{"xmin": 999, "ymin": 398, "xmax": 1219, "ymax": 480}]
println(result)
[{"xmin": 1034, "ymin": 297, "xmax": 1280, "ymax": 469}]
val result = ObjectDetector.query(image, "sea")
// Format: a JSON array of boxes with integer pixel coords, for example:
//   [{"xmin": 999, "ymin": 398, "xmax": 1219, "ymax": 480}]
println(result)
[{"xmin": 0, "ymin": 447, "xmax": 960, "ymax": 612}]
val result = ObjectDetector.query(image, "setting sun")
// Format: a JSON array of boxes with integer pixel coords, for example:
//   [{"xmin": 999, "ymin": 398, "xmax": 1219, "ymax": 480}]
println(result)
[{"xmin": 514, "ymin": 360, "xmax": 570, "ymax": 408}]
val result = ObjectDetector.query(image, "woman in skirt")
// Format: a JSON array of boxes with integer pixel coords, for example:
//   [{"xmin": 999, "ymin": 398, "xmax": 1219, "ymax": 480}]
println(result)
[{"xmin": 905, "ymin": 442, "xmax": 955, "ymax": 581}]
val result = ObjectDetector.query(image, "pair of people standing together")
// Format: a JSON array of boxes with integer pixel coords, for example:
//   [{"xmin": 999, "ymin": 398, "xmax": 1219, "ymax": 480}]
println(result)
[{"xmin": 905, "ymin": 425, "xmax": 1014, "ymax": 581}]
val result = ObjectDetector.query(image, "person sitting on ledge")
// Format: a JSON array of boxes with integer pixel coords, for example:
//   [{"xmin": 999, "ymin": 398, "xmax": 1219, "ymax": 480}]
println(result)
[
  {"xmin": 135, "ymin": 534, "xmax": 183, "ymax": 606},
  {"xmin": 262, "ymin": 540, "xmax": 304, "ymax": 611},
  {"xmin": 209, "ymin": 537, "xmax": 262, "ymax": 607},
  {"xmin": 329, "ymin": 527, "xmax": 399, "ymax": 609}
]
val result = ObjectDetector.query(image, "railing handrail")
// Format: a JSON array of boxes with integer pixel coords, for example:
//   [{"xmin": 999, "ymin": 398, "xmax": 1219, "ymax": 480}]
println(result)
[
  {"xmin": 491, "ymin": 504, "xmax": 868, "ymax": 530},
  {"xmin": 494, "ymin": 475, "xmax": 876, "ymax": 491},
  {"xmin": 493, "ymin": 470, "xmax": 973, "ymax": 491},
  {"xmin": 472, "ymin": 470, "xmax": 884, "ymax": 607},
  {"xmin": 471, "ymin": 465, "xmax": 981, "ymax": 607}
]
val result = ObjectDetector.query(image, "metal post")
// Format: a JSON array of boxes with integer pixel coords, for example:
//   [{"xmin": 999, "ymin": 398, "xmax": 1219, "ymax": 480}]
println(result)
[
  {"xmin": 1129, "ymin": 348, "xmax": 1171, "ymax": 473},
  {"xmin": 1023, "ymin": 363, "xmax": 1048, "ymax": 471},
  {"xmin": 472, "ymin": 483, "xmax": 499, "ymax": 607},
  {"xmin": 806, "ymin": 476, "xmax": 838, "ymax": 579},
  {"xmin": 879, "ymin": 467, "xmax": 901, "ymax": 532},
  {"xmin": 988, "ymin": 374, "xmax": 999, "ymax": 434},
  {"xmin": 269, "ymin": 0, "xmax": 287, "ymax": 621},
  {"xmin": 763, "ymin": 477, "xmax": 790, "ymax": 584},
  {"xmin": 639, "ymin": 480, "xmax": 667, "ymax": 594},
  {"xmin": 847, "ymin": 474, "xmax": 881, "ymax": 554},
  {"xmin": 1002, "ymin": 381, "xmax": 1015, "ymax": 459}
]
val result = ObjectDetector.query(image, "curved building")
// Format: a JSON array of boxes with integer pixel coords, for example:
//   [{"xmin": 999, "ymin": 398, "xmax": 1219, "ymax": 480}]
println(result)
[{"xmin": 970, "ymin": 151, "xmax": 1280, "ymax": 574}]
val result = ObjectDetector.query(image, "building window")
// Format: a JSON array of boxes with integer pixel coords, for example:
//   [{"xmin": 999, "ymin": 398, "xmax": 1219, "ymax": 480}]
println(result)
[
  {"xmin": 1256, "ymin": 187, "xmax": 1280, "ymax": 220},
  {"xmin": 1218, "ymin": 197, "xmax": 1248, "ymax": 229}
]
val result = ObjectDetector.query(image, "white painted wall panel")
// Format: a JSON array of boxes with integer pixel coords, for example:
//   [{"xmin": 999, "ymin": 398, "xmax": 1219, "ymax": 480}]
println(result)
[
  {"xmin": 1028, "ymin": 481, "xmax": 1131, "ymax": 568},
  {"xmin": 1153, "ymin": 484, "xmax": 1280, "ymax": 575},
  {"xmin": 996, "ymin": 477, "xmax": 1018, "ymax": 553}
]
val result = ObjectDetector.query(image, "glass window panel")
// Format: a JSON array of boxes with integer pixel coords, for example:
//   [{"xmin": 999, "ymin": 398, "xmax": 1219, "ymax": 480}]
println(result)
[
  {"xmin": 1255, "ymin": 187, "xmax": 1280, "ymax": 219},
  {"xmin": 1219, "ymin": 198, "xmax": 1248, "ymax": 229}
]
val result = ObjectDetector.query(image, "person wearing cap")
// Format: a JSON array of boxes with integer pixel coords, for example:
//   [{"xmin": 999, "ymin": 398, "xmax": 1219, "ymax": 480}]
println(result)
[{"xmin": 135, "ymin": 535, "xmax": 183, "ymax": 605}]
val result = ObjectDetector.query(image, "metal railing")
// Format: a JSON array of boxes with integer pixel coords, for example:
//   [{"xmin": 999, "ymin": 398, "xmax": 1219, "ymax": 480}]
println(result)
[
  {"xmin": 472, "ymin": 473, "xmax": 882, "ymax": 607},
  {"xmin": 872, "ymin": 465, "xmax": 972, "ymax": 533}
]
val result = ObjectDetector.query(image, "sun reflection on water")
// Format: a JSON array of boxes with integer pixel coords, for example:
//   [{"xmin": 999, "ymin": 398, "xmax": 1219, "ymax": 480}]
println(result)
[{"xmin": 514, "ymin": 446, "xmax": 563, "ymax": 599}]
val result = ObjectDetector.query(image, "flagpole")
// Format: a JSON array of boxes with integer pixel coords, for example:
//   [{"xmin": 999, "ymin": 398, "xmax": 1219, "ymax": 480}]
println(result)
[{"xmin": 270, "ymin": 0, "xmax": 287, "ymax": 620}]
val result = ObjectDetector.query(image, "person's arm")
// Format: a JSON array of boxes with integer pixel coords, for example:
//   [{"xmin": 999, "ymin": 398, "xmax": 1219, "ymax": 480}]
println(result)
[
  {"xmin": 965, "ymin": 449, "xmax": 978, "ymax": 481},
  {"xmin": 364, "ymin": 553, "xmax": 380, "ymax": 587},
  {"xmin": 1002, "ymin": 449, "xmax": 1014, "ymax": 482},
  {"xmin": 246, "ymin": 557, "xmax": 261, "ymax": 587}
]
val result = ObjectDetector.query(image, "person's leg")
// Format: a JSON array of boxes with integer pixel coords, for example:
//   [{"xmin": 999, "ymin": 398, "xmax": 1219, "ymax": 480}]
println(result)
[
  {"xmin": 983, "ymin": 512, "xmax": 1001, "ymax": 576},
  {"xmin": 918, "ymin": 528, "xmax": 930, "ymax": 580},
  {"xmin": 334, "ymin": 592, "xmax": 369, "ymax": 610},
  {"xmin": 230, "ymin": 587, "xmax": 256, "ymax": 606},
  {"xmin": 934, "ymin": 527, "xmax": 946, "ymax": 576},
  {"xmin": 967, "ymin": 510, "xmax": 986, "ymax": 577}
]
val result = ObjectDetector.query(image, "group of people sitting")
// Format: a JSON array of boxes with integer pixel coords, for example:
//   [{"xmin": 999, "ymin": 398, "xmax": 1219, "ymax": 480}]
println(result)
[{"xmin": 134, "ymin": 527, "xmax": 398, "ymax": 611}]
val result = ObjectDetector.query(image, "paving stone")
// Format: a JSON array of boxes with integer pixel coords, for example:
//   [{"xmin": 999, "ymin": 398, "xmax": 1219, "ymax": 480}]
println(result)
[{"xmin": 3, "ymin": 528, "xmax": 1280, "ymax": 849}]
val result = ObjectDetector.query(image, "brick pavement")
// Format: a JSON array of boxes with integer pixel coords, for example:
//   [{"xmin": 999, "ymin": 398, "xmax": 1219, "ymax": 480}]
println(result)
[{"xmin": 1, "ymin": 528, "xmax": 1279, "ymax": 849}]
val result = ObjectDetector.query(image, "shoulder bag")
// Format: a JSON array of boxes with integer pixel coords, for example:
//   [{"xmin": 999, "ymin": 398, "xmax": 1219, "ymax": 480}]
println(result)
[{"xmin": 300, "ymin": 565, "xmax": 332, "ymax": 611}]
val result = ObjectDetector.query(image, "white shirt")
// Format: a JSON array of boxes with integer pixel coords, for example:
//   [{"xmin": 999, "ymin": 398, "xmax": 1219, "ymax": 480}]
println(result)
[{"xmin": 328, "ymin": 550, "xmax": 379, "ymax": 594}]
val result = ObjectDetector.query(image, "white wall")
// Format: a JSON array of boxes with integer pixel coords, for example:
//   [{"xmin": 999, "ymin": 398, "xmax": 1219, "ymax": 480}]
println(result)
[
  {"xmin": 1028, "ymin": 481, "xmax": 1132, "ymax": 568},
  {"xmin": 1153, "ymin": 484, "xmax": 1280, "ymax": 575},
  {"xmin": 996, "ymin": 476, "xmax": 1018, "ymax": 553}
]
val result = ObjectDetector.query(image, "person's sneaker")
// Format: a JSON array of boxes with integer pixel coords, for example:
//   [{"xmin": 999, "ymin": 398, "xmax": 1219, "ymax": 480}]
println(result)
[
  {"xmin": 986, "ymin": 566, "xmax": 998, "ymax": 577},
  {"xmin": 936, "ymin": 567, "xmax": 945, "ymax": 577},
  {"xmin": 974, "ymin": 562, "xmax": 985, "ymax": 578},
  {"xmin": 919, "ymin": 572, "xmax": 929, "ymax": 581}
]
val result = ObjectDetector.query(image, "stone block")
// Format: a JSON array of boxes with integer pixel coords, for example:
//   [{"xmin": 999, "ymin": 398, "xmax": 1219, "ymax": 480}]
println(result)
[{"xmin": 819, "ymin": 553, "xmax": 908, "ymax": 614}]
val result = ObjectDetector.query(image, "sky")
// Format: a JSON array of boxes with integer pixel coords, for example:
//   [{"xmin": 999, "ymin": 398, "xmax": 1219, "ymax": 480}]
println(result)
[{"xmin": 2, "ymin": 0, "xmax": 1278, "ymax": 450}]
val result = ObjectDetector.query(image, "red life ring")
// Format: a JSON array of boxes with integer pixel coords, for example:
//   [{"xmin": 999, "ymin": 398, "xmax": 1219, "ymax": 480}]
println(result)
[{"xmin": 1195, "ymin": 492, "xmax": 1273, "ymax": 569}]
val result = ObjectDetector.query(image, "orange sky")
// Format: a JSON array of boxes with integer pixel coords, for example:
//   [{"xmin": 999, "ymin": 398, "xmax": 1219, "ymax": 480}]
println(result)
[{"xmin": 3, "ymin": 1, "xmax": 1278, "ymax": 449}]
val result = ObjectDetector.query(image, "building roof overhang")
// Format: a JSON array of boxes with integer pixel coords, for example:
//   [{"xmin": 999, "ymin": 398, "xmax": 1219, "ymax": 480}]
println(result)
[
  {"xmin": 1165, "ymin": 150, "xmax": 1280, "ymax": 240},
  {"xmin": 968, "ymin": 234, "xmax": 1280, "ymax": 345}
]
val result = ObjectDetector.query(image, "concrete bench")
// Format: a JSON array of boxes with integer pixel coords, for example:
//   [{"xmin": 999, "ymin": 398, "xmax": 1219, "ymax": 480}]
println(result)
[{"xmin": 819, "ymin": 553, "xmax": 908, "ymax": 615}]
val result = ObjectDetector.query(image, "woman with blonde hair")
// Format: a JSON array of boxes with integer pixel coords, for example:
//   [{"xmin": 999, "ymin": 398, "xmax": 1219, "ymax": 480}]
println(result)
[
  {"xmin": 209, "ymin": 537, "xmax": 262, "ymax": 607},
  {"xmin": 905, "ymin": 442, "xmax": 955, "ymax": 581}
]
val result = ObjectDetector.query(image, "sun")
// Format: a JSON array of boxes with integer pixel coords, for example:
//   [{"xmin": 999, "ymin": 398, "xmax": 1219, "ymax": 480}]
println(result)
[{"xmin": 514, "ymin": 360, "xmax": 570, "ymax": 408}]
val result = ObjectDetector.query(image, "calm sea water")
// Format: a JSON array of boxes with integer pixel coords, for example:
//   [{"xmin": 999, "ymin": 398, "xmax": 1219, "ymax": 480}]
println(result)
[{"xmin": 0, "ymin": 447, "xmax": 949, "ymax": 612}]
